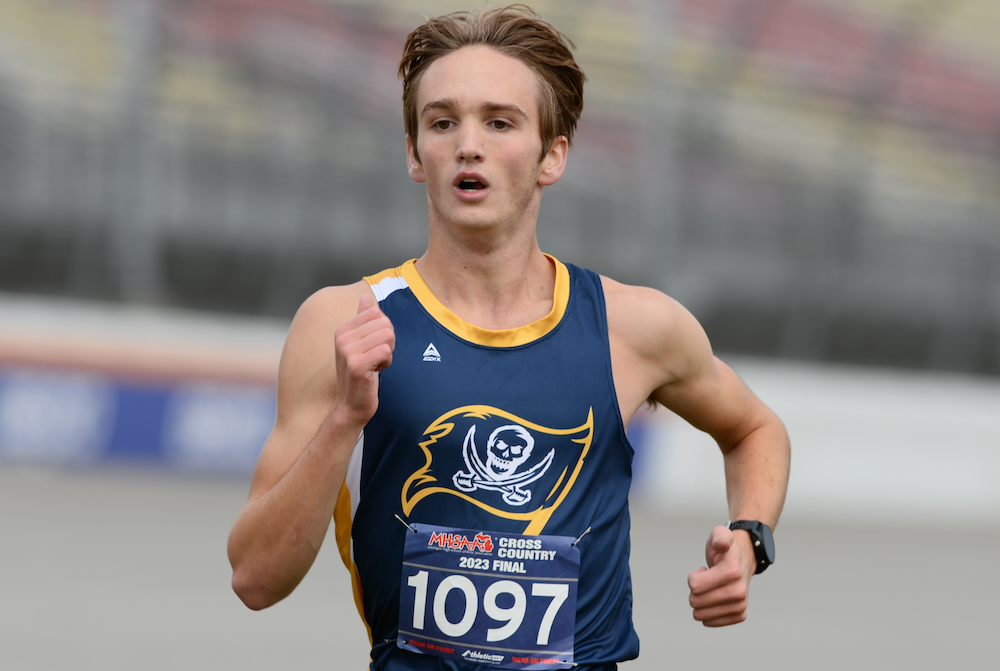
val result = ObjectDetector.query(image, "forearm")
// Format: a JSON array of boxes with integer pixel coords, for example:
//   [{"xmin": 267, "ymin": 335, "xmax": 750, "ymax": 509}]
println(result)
[
  {"xmin": 721, "ymin": 406, "xmax": 790, "ymax": 529},
  {"xmin": 228, "ymin": 410, "xmax": 363, "ymax": 610}
]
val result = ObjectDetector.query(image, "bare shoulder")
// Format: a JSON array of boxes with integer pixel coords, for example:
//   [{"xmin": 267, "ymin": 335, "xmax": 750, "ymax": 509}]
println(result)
[
  {"xmin": 278, "ymin": 281, "xmax": 373, "ymax": 403},
  {"xmin": 601, "ymin": 276, "xmax": 770, "ymax": 446},
  {"xmin": 600, "ymin": 276, "xmax": 714, "ymax": 390},
  {"xmin": 600, "ymin": 276, "xmax": 716, "ymax": 423},
  {"xmin": 287, "ymin": 281, "xmax": 373, "ymax": 343}
]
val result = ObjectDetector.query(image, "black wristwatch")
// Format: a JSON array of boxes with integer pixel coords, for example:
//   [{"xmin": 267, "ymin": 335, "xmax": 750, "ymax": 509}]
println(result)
[{"xmin": 727, "ymin": 520, "xmax": 775, "ymax": 574}]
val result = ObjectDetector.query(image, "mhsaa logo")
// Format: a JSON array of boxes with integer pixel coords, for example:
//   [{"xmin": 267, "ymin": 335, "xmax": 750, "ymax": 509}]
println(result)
[{"xmin": 428, "ymin": 530, "xmax": 494, "ymax": 553}]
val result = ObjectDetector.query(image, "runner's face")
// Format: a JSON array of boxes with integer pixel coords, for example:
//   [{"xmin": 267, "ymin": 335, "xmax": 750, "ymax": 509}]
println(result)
[{"xmin": 407, "ymin": 46, "xmax": 566, "ymax": 233}]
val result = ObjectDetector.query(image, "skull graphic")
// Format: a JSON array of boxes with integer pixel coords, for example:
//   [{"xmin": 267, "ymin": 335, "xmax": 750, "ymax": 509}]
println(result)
[
  {"xmin": 485, "ymin": 425, "xmax": 534, "ymax": 477},
  {"xmin": 453, "ymin": 421, "xmax": 554, "ymax": 506}
]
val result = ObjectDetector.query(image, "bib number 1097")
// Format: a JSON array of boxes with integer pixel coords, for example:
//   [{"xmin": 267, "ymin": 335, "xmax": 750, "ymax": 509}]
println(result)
[
  {"xmin": 397, "ymin": 523, "xmax": 580, "ymax": 670},
  {"xmin": 407, "ymin": 570, "xmax": 568, "ymax": 644}
]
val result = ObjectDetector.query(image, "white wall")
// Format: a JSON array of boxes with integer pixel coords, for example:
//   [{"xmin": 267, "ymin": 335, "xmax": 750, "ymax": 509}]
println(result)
[{"xmin": 633, "ymin": 358, "xmax": 1000, "ymax": 527}]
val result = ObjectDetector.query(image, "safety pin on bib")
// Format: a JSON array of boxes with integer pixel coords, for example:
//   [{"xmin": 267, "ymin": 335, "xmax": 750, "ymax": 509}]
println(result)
[{"xmin": 395, "ymin": 514, "xmax": 418, "ymax": 534}]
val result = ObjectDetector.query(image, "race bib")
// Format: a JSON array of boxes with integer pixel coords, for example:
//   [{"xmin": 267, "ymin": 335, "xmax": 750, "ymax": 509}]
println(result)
[{"xmin": 397, "ymin": 523, "xmax": 579, "ymax": 669}]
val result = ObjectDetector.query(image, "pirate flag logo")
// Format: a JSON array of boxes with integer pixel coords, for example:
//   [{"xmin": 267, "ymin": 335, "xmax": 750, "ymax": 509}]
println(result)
[{"xmin": 402, "ymin": 405, "xmax": 594, "ymax": 534}]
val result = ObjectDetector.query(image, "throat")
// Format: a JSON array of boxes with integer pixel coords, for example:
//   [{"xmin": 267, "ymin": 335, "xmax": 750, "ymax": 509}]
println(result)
[{"xmin": 426, "ymin": 268, "xmax": 556, "ymax": 330}]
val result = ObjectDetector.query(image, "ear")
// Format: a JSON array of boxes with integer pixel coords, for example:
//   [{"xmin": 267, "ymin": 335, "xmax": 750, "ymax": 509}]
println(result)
[
  {"xmin": 406, "ymin": 136, "xmax": 425, "ymax": 183},
  {"xmin": 538, "ymin": 135, "xmax": 568, "ymax": 187}
]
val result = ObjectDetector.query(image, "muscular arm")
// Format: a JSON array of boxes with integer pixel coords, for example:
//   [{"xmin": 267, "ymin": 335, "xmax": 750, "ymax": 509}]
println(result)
[
  {"xmin": 603, "ymin": 278, "xmax": 790, "ymax": 627},
  {"xmin": 227, "ymin": 285, "xmax": 394, "ymax": 610},
  {"xmin": 655, "ymin": 352, "xmax": 788, "ymax": 538},
  {"xmin": 660, "ymin": 352, "xmax": 788, "ymax": 627}
]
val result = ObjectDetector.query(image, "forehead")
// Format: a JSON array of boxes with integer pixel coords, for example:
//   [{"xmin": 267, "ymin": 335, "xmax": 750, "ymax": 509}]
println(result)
[{"xmin": 416, "ymin": 45, "xmax": 541, "ymax": 115}]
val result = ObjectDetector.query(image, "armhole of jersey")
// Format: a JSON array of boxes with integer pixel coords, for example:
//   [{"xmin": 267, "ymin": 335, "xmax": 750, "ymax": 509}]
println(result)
[
  {"xmin": 591, "ymin": 270, "xmax": 635, "ymax": 461},
  {"xmin": 333, "ymin": 430, "xmax": 372, "ymax": 645}
]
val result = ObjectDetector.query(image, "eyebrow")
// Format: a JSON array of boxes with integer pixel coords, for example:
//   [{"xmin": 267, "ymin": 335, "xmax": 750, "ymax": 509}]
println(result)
[{"xmin": 421, "ymin": 98, "xmax": 529, "ymax": 119}]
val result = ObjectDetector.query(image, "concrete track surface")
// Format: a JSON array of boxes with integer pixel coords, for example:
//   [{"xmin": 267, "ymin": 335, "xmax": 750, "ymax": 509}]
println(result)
[{"xmin": 2, "ymin": 466, "xmax": 996, "ymax": 671}]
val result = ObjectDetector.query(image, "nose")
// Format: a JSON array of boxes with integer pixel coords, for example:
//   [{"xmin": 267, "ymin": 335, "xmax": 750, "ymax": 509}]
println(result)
[{"xmin": 455, "ymin": 123, "xmax": 484, "ymax": 163}]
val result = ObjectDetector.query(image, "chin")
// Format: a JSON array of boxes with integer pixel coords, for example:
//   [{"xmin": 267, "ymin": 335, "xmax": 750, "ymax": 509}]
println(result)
[{"xmin": 443, "ymin": 210, "xmax": 502, "ymax": 230}]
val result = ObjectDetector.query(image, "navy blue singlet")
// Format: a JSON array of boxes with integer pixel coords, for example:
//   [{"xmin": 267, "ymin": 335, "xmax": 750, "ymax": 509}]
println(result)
[{"xmin": 333, "ymin": 256, "xmax": 639, "ymax": 670}]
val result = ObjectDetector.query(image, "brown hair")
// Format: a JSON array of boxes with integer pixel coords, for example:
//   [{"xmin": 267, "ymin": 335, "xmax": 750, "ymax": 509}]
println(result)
[{"xmin": 398, "ymin": 4, "xmax": 586, "ymax": 162}]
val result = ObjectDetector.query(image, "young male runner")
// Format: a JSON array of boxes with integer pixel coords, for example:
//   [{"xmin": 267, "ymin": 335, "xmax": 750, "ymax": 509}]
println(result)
[{"xmin": 228, "ymin": 6, "xmax": 790, "ymax": 670}]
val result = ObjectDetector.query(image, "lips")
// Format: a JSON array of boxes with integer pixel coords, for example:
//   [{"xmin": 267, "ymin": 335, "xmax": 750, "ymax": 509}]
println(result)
[{"xmin": 454, "ymin": 173, "xmax": 489, "ymax": 192}]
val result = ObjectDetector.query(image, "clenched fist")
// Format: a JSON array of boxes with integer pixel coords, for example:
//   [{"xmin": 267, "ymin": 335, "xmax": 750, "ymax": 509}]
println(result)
[
  {"xmin": 333, "ymin": 293, "xmax": 395, "ymax": 425},
  {"xmin": 687, "ymin": 525, "xmax": 755, "ymax": 627}
]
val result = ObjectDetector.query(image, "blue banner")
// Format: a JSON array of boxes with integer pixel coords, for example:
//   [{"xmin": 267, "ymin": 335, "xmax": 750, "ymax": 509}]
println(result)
[{"xmin": 0, "ymin": 365, "xmax": 275, "ymax": 474}]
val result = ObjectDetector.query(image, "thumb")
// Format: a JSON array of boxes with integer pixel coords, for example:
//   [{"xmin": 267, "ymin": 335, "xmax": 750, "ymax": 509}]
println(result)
[
  {"xmin": 358, "ymin": 292, "xmax": 375, "ymax": 314},
  {"xmin": 706, "ymin": 527, "xmax": 734, "ymax": 567}
]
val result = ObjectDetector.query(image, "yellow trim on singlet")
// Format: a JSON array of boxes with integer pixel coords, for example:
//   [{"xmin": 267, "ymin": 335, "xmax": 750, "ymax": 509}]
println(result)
[
  {"xmin": 333, "ymin": 482, "xmax": 372, "ymax": 646},
  {"xmin": 365, "ymin": 255, "xmax": 570, "ymax": 348},
  {"xmin": 365, "ymin": 266, "xmax": 400, "ymax": 286}
]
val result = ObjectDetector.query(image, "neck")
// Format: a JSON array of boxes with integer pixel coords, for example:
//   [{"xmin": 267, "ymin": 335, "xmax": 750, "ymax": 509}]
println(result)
[{"xmin": 416, "ymin": 237, "xmax": 555, "ymax": 331}]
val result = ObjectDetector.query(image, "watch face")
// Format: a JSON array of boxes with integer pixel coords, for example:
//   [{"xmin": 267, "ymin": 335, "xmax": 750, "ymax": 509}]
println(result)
[
  {"xmin": 729, "ymin": 520, "xmax": 775, "ymax": 569},
  {"xmin": 760, "ymin": 523, "xmax": 775, "ymax": 564}
]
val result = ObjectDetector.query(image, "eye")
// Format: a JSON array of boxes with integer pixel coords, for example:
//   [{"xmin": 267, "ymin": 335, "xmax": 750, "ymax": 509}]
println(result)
[
  {"xmin": 432, "ymin": 119, "xmax": 454, "ymax": 130},
  {"xmin": 489, "ymin": 120, "xmax": 510, "ymax": 130}
]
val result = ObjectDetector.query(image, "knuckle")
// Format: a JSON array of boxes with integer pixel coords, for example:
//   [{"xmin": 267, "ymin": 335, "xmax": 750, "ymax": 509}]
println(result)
[
  {"xmin": 336, "ymin": 331, "xmax": 360, "ymax": 354},
  {"xmin": 345, "ymin": 357, "xmax": 367, "ymax": 377},
  {"xmin": 376, "ymin": 347, "xmax": 393, "ymax": 367}
]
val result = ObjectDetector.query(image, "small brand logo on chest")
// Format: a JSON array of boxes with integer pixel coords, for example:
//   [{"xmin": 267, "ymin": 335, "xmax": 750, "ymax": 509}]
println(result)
[{"xmin": 422, "ymin": 343, "xmax": 441, "ymax": 362}]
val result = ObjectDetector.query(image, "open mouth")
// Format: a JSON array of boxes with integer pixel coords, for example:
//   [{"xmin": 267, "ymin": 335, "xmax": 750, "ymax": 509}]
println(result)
[{"xmin": 458, "ymin": 178, "xmax": 487, "ymax": 192}]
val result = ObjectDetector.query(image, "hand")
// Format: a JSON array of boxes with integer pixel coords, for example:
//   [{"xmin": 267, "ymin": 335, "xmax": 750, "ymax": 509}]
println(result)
[
  {"xmin": 687, "ymin": 525, "xmax": 755, "ymax": 627},
  {"xmin": 333, "ymin": 293, "xmax": 395, "ymax": 425}
]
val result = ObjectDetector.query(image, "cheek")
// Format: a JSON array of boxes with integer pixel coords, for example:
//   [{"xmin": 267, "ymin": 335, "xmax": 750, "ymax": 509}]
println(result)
[
  {"xmin": 421, "ymin": 157, "xmax": 446, "ymax": 182},
  {"xmin": 508, "ymin": 159, "xmax": 543, "ymax": 194}
]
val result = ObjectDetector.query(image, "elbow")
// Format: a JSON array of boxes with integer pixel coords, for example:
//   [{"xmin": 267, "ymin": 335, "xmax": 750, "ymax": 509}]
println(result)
[
  {"xmin": 228, "ymin": 529, "xmax": 285, "ymax": 610},
  {"xmin": 227, "ymin": 519, "xmax": 312, "ymax": 610},
  {"xmin": 231, "ymin": 569, "xmax": 287, "ymax": 611},
  {"xmin": 230, "ymin": 544, "xmax": 293, "ymax": 611}
]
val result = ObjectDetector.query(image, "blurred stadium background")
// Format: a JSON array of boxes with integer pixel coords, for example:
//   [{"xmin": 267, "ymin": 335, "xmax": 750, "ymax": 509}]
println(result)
[
  {"xmin": 3, "ymin": 0, "xmax": 1000, "ymax": 371},
  {"xmin": 2, "ymin": 1, "xmax": 999, "ymax": 669}
]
